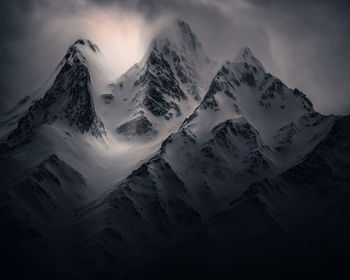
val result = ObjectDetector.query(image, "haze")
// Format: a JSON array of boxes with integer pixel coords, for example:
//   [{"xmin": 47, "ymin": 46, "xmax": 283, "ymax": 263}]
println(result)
[{"xmin": 1, "ymin": 0, "xmax": 349, "ymax": 115}]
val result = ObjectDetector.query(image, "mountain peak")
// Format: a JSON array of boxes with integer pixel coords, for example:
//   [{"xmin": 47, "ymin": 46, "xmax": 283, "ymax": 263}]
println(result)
[
  {"xmin": 73, "ymin": 39, "xmax": 100, "ymax": 53},
  {"xmin": 175, "ymin": 19, "xmax": 193, "ymax": 37},
  {"xmin": 7, "ymin": 38, "xmax": 106, "ymax": 146},
  {"xmin": 142, "ymin": 19, "xmax": 211, "ymax": 80},
  {"xmin": 237, "ymin": 47, "xmax": 254, "ymax": 58},
  {"xmin": 58, "ymin": 39, "xmax": 100, "ymax": 69},
  {"xmin": 152, "ymin": 19, "xmax": 204, "ymax": 56},
  {"xmin": 234, "ymin": 47, "xmax": 265, "ymax": 72},
  {"xmin": 109, "ymin": 19, "xmax": 213, "ymax": 137}
]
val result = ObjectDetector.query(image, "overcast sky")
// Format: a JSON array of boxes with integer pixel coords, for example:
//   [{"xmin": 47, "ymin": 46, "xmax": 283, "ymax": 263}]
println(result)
[{"xmin": 1, "ymin": 0, "xmax": 349, "ymax": 115}]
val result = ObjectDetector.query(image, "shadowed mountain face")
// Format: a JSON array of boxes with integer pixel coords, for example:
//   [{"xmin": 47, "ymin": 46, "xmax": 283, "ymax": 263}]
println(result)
[
  {"xmin": 0, "ymin": 20, "xmax": 349, "ymax": 280},
  {"xmin": 5, "ymin": 39, "xmax": 105, "ymax": 149},
  {"xmin": 102, "ymin": 20, "xmax": 214, "ymax": 142},
  {"xmin": 148, "ymin": 115, "xmax": 350, "ymax": 280}
]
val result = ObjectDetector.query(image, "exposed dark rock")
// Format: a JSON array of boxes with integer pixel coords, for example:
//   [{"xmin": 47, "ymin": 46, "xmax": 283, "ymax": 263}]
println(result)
[
  {"xmin": 101, "ymin": 94, "xmax": 114, "ymax": 104},
  {"xmin": 241, "ymin": 72, "xmax": 256, "ymax": 87},
  {"xmin": 116, "ymin": 115, "xmax": 157, "ymax": 138},
  {"xmin": 7, "ymin": 41, "xmax": 106, "ymax": 147},
  {"xmin": 273, "ymin": 121, "xmax": 300, "ymax": 147}
]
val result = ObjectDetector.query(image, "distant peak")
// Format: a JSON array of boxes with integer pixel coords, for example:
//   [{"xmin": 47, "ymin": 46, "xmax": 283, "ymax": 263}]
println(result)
[
  {"xmin": 74, "ymin": 39, "xmax": 87, "ymax": 46},
  {"xmin": 237, "ymin": 47, "xmax": 254, "ymax": 59},
  {"xmin": 153, "ymin": 19, "xmax": 202, "ymax": 52},
  {"xmin": 175, "ymin": 19, "xmax": 192, "ymax": 34},
  {"xmin": 57, "ymin": 39, "xmax": 100, "ymax": 69},
  {"xmin": 175, "ymin": 18, "xmax": 186, "ymax": 25},
  {"xmin": 73, "ymin": 39, "xmax": 100, "ymax": 53},
  {"xmin": 234, "ymin": 47, "xmax": 265, "ymax": 72},
  {"xmin": 139, "ymin": 19, "xmax": 211, "ymax": 72}
]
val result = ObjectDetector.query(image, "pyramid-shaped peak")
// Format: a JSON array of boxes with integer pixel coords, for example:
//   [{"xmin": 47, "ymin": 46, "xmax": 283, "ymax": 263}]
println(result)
[
  {"xmin": 59, "ymin": 39, "xmax": 101, "ymax": 67},
  {"xmin": 163, "ymin": 19, "xmax": 196, "ymax": 36},
  {"xmin": 154, "ymin": 19, "xmax": 202, "ymax": 52},
  {"xmin": 175, "ymin": 19, "xmax": 193, "ymax": 35},
  {"xmin": 73, "ymin": 39, "xmax": 100, "ymax": 53},
  {"xmin": 234, "ymin": 47, "xmax": 265, "ymax": 72},
  {"xmin": 237, "ymin": 47, "xmax": 254, "ymax": 59}
]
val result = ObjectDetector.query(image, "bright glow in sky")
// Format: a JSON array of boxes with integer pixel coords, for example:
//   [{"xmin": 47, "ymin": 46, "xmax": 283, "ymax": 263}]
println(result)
[
  {"xmin": 47, "ymin": 7, "xmax": 157, "ymax": 79},
  {"xmin": 81, "ymin": 11, "xmax": 150, "ymax": 77},
  {"xmin": 2, "ymin": 0, "xmax": 348, "ymax": 115}
]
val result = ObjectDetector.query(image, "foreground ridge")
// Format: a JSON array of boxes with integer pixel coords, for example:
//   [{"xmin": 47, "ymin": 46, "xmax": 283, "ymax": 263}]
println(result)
[{"xmin": 0, "ymin": 19, "xmax": 347, "ymax": 280}]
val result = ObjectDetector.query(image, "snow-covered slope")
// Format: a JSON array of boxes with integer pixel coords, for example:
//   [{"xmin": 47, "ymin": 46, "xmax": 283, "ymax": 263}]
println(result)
[
  {"xmin": 0, "ymin": 153, "xmax": 89, "ymax": 279},
  {"xmin": 69, "ymin": 45, "xmax": 339, "ymax": 278},
  {"xmin": 0, "ymin": 22, "xmax": 217, "ymax": 278},
  {"xmin": 98, "ymin": 19, "xmax": 215, "ymax": 141},
  {"xmin": 4, "ymin": 39, "xmax": 106, "ymax": 149},
  {"xmin": 0, "ymin": 19, "xmax": 347, "ymax": 280},
  {"xmin": 166, "ymin": 115, "xmax": 350, "ymax": 279},
  {"xmin": 182, "ymin": 47, "xmax": 335, "ymax": 166}
]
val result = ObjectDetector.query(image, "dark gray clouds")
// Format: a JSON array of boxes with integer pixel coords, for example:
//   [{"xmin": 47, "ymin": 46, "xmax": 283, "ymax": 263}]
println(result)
[
  {"xmin": 0, "ymin": 0, "xmax": 90, "ymax": 112},
  {"xmin": 1, "ymin": 0, "xmax": 349, "ymax": 115}
]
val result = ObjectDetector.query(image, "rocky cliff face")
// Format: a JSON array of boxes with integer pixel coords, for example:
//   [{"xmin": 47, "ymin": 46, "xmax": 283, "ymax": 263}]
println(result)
[
  {"xmin": 103, "ymin": 20, "xmax": 214, "ymax": 140},
  {"xmin": 6, "ymin": 39, "xmax": 106, "ymax": 148}
]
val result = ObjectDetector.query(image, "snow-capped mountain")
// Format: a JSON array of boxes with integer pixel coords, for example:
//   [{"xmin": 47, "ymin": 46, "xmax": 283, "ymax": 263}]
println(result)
[
  {"xmin": 5, "ymin": 39, "xmax": 106, "ymax": 149},
  {"xmin": 167, "ymin": 115, "xmax": 350, "ymax": 280},
  {"xmin": 69, "ymin": 43, "xmax": 339, "ymax": 278},
  {"xmin": 0, "ymin": 19, "xmax": 348, "ymax": 280},
  {"xmin": 99, "ymin": 19, "xmax": 215, "ymax": 141}
]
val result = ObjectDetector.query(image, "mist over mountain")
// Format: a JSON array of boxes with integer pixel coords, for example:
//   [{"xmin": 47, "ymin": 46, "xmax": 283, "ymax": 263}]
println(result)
[
  {"xmin": 0, "ymin": 19, "xmax": 349, "ymax": 280},
  {"xmin": 1, "ymin": 0, "xmax": 350, "ymax": 116}
]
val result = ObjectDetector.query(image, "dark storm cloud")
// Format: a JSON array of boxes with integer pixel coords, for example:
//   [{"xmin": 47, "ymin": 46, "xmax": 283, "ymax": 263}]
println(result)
[{"xmin": 0, "ymin": 0, "xmax": 349, "ymax": 115}]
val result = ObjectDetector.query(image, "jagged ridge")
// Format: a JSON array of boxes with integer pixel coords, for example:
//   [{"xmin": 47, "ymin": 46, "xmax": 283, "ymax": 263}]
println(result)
[{"xmin": 6, "ymin": 39, "xmax": 106, "ymax": 147}]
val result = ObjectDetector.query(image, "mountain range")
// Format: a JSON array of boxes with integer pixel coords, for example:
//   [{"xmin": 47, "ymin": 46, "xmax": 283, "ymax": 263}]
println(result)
[{"xmin": 0, "ymin": 19, "xmax": 349, "ymax": 280}]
